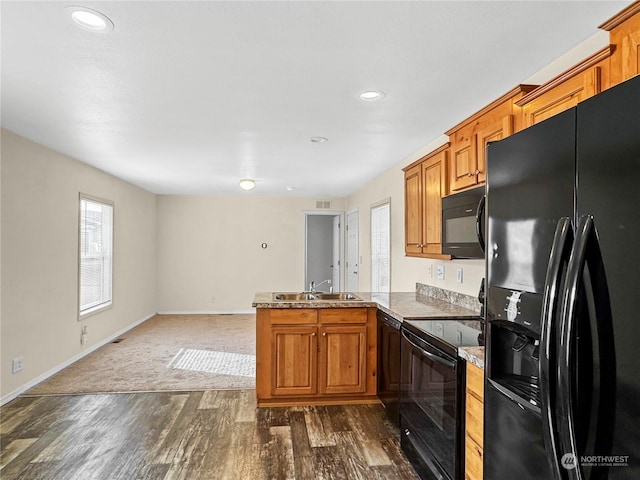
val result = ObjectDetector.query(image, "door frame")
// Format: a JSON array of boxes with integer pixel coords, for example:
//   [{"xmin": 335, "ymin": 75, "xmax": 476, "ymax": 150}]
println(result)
[
  {"xmin": 303, "ymin": 210, "xmax": 345, "ymax": 292},
  {"xmin": 346, "ymin": 209, "xmax": 359, "ymax": 292}
]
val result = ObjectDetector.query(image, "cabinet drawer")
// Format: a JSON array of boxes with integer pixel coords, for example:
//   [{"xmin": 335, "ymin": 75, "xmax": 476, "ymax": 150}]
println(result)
[
  {"xmin": 466, "ymin": 363, "xmax": 484, "ymax": 400},
  {"xmin": 270, "ymin": 309, "xmax": 318, "ymax": 325},
  {"xmin": 319, "ymin": 308, "xmax": 367, "ymax": 324},
  {"xmin": 465, "ymin": 435, "xmax": 483, "ymax": 480},
  {"xmin": 465, "ymin": 392, "xmax": 484, "ymax": 448}
]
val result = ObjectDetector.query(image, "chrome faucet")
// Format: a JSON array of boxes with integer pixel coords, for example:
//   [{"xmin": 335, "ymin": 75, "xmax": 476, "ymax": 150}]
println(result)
[{"xmin": 310, "ymin": 279, "xmax": 332, "ymax": 293}]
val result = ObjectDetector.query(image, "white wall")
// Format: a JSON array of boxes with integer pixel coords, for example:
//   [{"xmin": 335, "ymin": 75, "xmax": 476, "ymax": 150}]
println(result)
[
  {"xmin": 1, "ymin": 129, "xmax": 157, "ymax": 400},
  {"xmin": 156, "ymin": 196, "xmax": 345, "ymax": 313},
  {"xmin": 346, "ymin": 135, "xmax": 485, "ymax": 297}
]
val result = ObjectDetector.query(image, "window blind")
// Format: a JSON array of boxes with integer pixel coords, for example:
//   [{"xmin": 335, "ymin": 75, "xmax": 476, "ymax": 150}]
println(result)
[{"xmin": 79, "ymin": 196, "xmax": 113, "ymax": 315}]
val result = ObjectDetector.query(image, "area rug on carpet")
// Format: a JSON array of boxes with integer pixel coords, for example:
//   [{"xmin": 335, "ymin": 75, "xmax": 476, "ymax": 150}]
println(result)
[{"xmin": 25, "ymin": 314, "xmax": 256, "ymax": 395}]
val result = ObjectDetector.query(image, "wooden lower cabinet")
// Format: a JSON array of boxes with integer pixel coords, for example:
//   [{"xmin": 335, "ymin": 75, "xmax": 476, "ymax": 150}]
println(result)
[
  {"xmin": 465, "ymin": 362, "xmax": 485, "ymax": 480},
  {"xmin": 256, "ymin": 307, "xmax": 377, "ymax": 406},
  {"xmin": 271, "ymin": 325, "xmax": 317, "ymax": 396}
]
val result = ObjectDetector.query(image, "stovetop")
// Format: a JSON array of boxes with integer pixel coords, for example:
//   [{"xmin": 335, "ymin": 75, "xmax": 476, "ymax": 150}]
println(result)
[{"xmin": 403, "ymin": 317, "xmax": 484, "ymax": 356}]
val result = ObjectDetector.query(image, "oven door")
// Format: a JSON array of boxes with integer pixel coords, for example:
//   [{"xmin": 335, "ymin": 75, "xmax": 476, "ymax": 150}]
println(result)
[{"xmin": 400, "ymin": 327, "xmax": 461, "ymax": 480}]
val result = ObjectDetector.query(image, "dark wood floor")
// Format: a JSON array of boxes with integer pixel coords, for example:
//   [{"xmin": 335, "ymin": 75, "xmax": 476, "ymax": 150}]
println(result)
[{"xmin": 0, "ymin": 390, "xmax": 420, "ymax": 479}]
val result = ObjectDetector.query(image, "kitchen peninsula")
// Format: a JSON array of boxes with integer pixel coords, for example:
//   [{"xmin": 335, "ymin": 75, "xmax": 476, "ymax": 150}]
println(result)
[{"xmin": 252, "ymin": 287, "xmax": 482, "ymax": 407}]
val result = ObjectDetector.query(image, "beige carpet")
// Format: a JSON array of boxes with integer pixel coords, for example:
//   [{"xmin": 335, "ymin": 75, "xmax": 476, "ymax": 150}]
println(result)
[{"xmin": 25, "ymin": 314, "xmax": 256, "ymax": 395}]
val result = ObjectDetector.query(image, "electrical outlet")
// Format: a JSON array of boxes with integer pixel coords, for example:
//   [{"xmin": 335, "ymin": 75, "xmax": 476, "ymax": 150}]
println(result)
[
  {"xmin": 209, "ymin": 296, "xmax": 215, "ymax": 303},
  {"xmin": 81, "ymin": 326, "xmax": 88, "ymax": 345},
  {"xmin": 435, "ymin": 264, "xmax": 445, "ymax": 281},
  {"xmin": 456, "ymin": 267, "xmax": 463, "ymax": 284},
  {"xmin": 428, "ymin": 265, "xmax": 433, "ymax": 278},
  {"xmin": 12, "ymin": 356, "xmax": 23, "ymax": 374}
]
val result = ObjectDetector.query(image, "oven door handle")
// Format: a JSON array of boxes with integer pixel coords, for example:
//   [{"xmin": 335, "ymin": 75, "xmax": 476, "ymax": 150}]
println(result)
[{"xmin": 401, "ymin": 330, "xmax": 456, "ymax": 369}]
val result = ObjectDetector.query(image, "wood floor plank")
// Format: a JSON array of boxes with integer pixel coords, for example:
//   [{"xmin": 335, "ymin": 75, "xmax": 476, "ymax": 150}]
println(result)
[
  {"xmin": 0, "ymin": 420, "xmax": 73, "ymax": 480},
  {"xmin": 304, "ymin": 406, "xmax": 337, "ymax": 447},
  {"xmin": 0, "ymin": 390, "xmax": 420, "ymax": 480},
  {"xmin": 312, "ymin": 446, "xmax": 349, "ymax": 480},
  {"xmin": 0, "ymin": 438, "xmax": 37, "ymax": 470},
  {"xmin": 235, "ymin": 389, "xmax": 257, "ymax": 423},
  {"xmin": 334, "ymin": 431, "xmax": 376, "ymax": 480},
  {"xmin": 197, "ymin": 390, "xmax": 219, "ymax": 409},
  {"xmin": 267, "ymin": 425, "xmax": 295, "ymax": 480},
  {"xmin": 342, "ymin": 405, "xmax": 391, "ymax": 467}
]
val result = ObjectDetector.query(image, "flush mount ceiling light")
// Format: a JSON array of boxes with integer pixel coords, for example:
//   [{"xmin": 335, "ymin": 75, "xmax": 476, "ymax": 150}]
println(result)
[
  {"xmin": 310, "ymin": 137, "xmax": 328, "ymax": 143},
  {"xmin": 66, "ymin": 6, "xmax": 114, "ymax": 33},
  {"xmin": 239, "ymin": 179, "xmax": 256, "ymax": 191},
  {"xmin": 359, "ymin": 90, "xmax": 385, "ymax": 102}
]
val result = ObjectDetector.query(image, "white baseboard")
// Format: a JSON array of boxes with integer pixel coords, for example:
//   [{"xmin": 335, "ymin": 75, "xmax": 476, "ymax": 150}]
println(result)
[
  {"xmin": 156, "ymin": 310, "xmax": 255, "ymax": 315},
  {"xmin": 1, "ymin": 312, "xmax": 156, "ymax": 406}
]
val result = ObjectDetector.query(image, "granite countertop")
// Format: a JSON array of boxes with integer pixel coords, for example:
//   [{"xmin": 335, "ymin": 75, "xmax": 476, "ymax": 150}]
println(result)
[
  {"xmin": 458, "ymin": 346, "xmax": 485, "ymax": 369},
  {"xmin": 252, "ymin": 291, "xmax": 479, "ymax": 319}
]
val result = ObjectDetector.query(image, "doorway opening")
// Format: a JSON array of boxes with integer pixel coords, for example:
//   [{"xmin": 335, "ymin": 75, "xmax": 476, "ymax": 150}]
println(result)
[{"xmin": 304, "ymin": 211, "xmax": 344, "ymax": 292}]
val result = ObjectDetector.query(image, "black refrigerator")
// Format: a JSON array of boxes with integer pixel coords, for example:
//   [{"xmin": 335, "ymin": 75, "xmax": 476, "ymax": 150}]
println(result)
[{"xmin": 484, "ymin": 74, "xmax": 640, "ymax": 480}]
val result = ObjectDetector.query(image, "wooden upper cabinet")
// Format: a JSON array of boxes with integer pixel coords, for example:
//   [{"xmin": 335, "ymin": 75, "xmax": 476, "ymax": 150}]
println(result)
[
  {"xmin": 600, "ymin": 2, "xmax": 640, "ymax": 86},
  {"xmin": 423, "ymin": 149, "xmax": 447, "ymax": 255},
  {"xmin": 446, "ymin": 85, "xmax": 537, "ymax": 193},
  {"xmin": 516, "ymin": 46, "xmax": 614, "ymax": 127},
  {"xmin": 476, "ymin": 115, "xmax": 513, "ymax": 185},
  {"xmin": 404, "ymin": 162, "xmax": 423, "ymax": 255},
  {"xmin": 450, "ymin": 128, "xmax": 477, "ymax": 191},
  {"xmin": 403, "ymin": 143, "xmax": 450, "ymax": 258}
]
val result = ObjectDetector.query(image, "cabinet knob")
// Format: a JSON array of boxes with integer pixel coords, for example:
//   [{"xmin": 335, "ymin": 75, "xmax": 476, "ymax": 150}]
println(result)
[
  {"xmin": 311, "ymin": 332, "xmax": 316, "ymax": 337},
  {"xmin": 322, "ymin": 332, "xmax": 327, "ymax": 337},
  {"xmin": 475, "ymin": 169, "xmax": 481, "ymax": 175},
  {"xmin": 467, "ymin": 172, "xmax": 474, "ymax": 177}
]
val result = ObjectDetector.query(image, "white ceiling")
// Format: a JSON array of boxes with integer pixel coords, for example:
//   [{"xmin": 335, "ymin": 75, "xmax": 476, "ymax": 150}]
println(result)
[{"xmin": 1, "ymin": 1, "xmax": 629, "ymax": 196}]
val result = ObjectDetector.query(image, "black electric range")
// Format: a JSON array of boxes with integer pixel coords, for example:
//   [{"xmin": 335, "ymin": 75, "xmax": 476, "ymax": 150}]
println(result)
[{"xmin": 399, "ymin": 316, "xmax": 483, "ymax": 480}]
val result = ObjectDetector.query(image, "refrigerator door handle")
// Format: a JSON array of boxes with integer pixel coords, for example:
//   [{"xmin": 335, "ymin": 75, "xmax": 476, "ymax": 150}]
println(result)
[
  {"xmin": 475, "ymin": 194, "xmax": 486, "ymax": 254},
  {"xmin": 558, "ymin": 215, "xmax": 616, "ymax": 480},
  {"xmin": 540, "ymin": 217, "xmax": 574, "ymax": 480}
]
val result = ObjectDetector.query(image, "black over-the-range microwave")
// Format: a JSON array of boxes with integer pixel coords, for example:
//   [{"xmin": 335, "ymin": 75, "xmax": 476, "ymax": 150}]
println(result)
[{"xmin": 441, "ymin": 185, "xmax": 485, "ymax": 259}]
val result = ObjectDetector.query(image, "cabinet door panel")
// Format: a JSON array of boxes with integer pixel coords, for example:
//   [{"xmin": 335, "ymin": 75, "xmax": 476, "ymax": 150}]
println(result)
[
  {"xmin": 271, "ymin": 326, "xmax": 317, "ymax": 396},
  {"xmin": 319, "ymin": 325, "xmax": 367, "ymax": 395},
  {"xmin": 476, "ymin": 116, "xmax": 513, "ymax": 184},
  {"xmin": 451, "ymin": 131, "xmax": 477, "ymax": 191},
  {"xmin": 423, "ymin": 159, "xmax": 444, "ymax": 253},
  {"xmin": 404, "ymin": 164, "xmax": 423, "ymax": 254}
]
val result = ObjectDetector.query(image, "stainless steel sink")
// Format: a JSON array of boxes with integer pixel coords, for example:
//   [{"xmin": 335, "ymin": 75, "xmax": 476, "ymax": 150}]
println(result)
[
  {"xmin": 313, "ymin": 292, "xmax": 361, "ymax": 301},
  {"xmin": 271, "ymin": 292, "xmax": 362, "ymax": 301},
  {"xmin": 272, "ymin": 293, "xmax": 317, "ymax": 301}
]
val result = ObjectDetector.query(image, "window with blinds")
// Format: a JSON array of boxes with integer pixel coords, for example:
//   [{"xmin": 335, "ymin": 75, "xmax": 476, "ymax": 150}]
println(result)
[
  {"xmin": 371, "ymin": 201, "xmax": 390, "ymax": 292},
  {"xmin": 79, "ymin": 195, "xmax": 113, "ymax": 316}
]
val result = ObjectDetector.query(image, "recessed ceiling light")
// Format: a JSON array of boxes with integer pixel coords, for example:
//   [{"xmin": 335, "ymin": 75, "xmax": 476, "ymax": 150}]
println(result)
[
  {"xmin": 310, "ymin": 137, "xmax": 328, "ymax": 143},
  {"xmin": 286, "ymin": 186, "xmax": 296, "ymax": 191},
  {"xmin": 360, "ymin": 90, "xmax": 385, "ymax": 101},
  {"xmin": 66, "ymin": 6, "xmax": 114, "ymax": 33},
  {"xmin": 239, "ymin": 179, "xmax": 256, "ymax": 191}
]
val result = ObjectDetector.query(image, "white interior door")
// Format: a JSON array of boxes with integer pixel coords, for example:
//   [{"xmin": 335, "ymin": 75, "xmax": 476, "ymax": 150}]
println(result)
[
  {"xmin": 332, "ymin": 215, "xmax": 341, "ymax": 291},
  {"xmin": 346, "ymin": 210, "xmax": 359, "ymax": 291}
]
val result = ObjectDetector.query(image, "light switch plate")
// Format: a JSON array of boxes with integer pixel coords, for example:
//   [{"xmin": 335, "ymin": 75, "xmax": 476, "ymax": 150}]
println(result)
[
  {"xmin": 456, "ymin": 268, "xmax": 463, "ymax": 283},
  {"xmin": 436, "ymin": 265, "xmax": 445, "ymax": 280}
]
